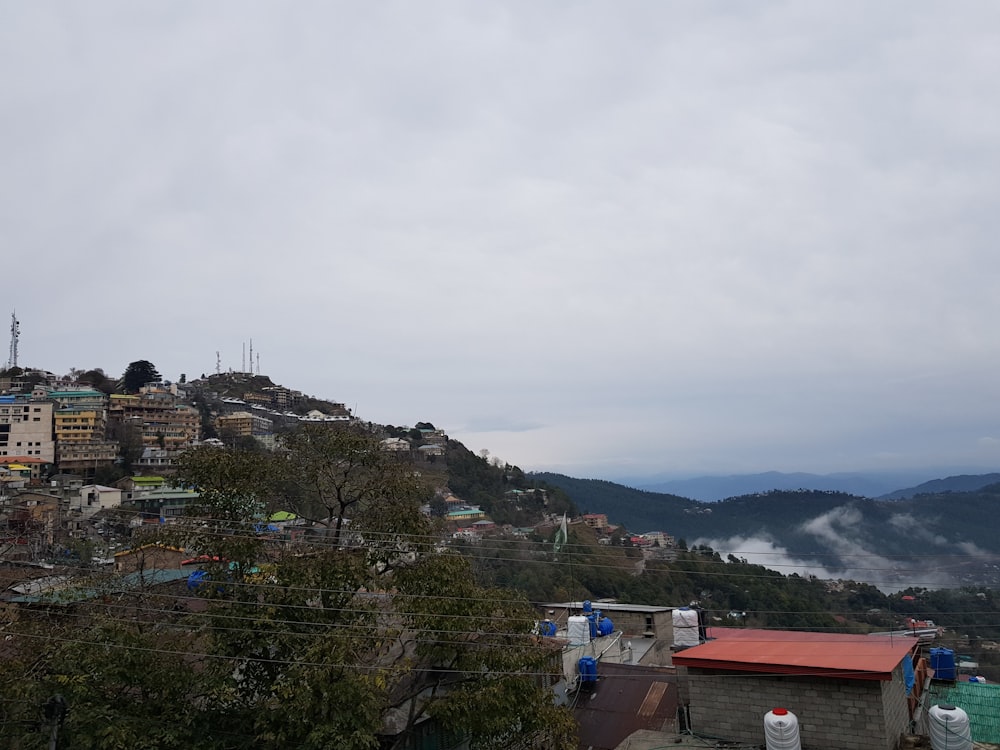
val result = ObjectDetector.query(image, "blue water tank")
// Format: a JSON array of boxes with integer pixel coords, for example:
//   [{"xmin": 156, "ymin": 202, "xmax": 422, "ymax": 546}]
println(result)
[
  {"xmin": 598, "ymin": 617, "xmax": 614, "ymax": 636},
  {"xmin": 578, "ymin": 656, "xmax": 597, "ymax": 684},
  {"xmin": 582, "ymin": 600, "xmax": 593, "ymax": 613},
  {"xmin": 931, "ymin": 648, "xmax": 956, "ymax": 681},
  {"xmin": 539, "ymin": 620, "xmax": 557, "ymax": 637},
  {"xmin": 187, "ymin": 570, "xmax": 208, "ymax": 590}
]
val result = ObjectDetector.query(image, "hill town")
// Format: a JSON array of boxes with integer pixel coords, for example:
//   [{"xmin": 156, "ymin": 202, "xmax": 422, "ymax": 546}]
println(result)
[{"xmin": 1, "ymin": 360, "xmax": 999, "ymax": 749}]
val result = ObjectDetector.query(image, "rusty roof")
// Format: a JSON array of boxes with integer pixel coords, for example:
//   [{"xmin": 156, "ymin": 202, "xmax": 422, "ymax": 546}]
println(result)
[
  {"xmin": 671, "ymin": 627, "xmax": 917, "ymax": 680},
  {"xmin": 572, "ymin": 662, "xmax": 678, "ymax": 750}
]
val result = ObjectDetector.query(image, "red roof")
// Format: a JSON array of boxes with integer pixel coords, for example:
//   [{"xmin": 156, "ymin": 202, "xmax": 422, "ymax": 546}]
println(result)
[
  {"xmin": 671, "ymin": 627, "xmax": 917, "ymax": 681},
  {"xmin": 0, "ymin": 457, "xmax": 48, "ymax": 465}
]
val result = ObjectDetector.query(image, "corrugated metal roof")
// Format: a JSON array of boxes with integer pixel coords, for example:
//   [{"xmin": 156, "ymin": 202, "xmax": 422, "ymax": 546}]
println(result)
[
  {"xmin": 572, "ymin": 662, "xmax": 678, "ymax": 750},
  {"xmin": 934, "ymin": 681, "xmax": 1000, "ymax": 744},
  {"xmin": 671, "ymin": 627, "xmax": 916, "ymax": 679}
]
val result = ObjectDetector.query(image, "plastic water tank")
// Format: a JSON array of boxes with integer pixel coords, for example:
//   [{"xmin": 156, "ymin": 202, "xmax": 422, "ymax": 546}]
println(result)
[
  {"xmin": 673, "ymin": 607, "xmax": 700, "ymax": 647},
  {"xmin": 930, "ymin": 648, "xmax": 957, "ymax": 681},
  {"xmin": 763, "ymin": 708, "xmax": 801, "ymax": 750},
  {"xmin": 928, "ymin": 704, "xmax": 972, "ymax": 750},
  {"xmin": 578, "ymin": 656, "xmax": 597, "ymax": 685},
  {"xmin": 567, "ymin": 615, "xmax": 591, "ymax": 645}
]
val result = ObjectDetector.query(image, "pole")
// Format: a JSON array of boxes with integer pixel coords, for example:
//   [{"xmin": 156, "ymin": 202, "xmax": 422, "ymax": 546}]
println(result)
[{"xmin": 44, "ymin": 694, "xmax": 66, "ymax": 750}]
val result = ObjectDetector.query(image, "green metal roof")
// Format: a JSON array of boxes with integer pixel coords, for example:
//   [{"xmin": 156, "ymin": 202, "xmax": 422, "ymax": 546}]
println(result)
[
  {"xmin": 934, "ymin": 681, "xmax": 1000, "ymax": 743},
  {"xmin": 131, "ymin": 476, "xmax": 166, "ymax": 485}
]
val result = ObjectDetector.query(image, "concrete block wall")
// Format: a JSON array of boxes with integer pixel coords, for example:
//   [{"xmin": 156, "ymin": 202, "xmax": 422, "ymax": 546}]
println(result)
[
  {"xmin": 686, "ymin": 669, "xmax": 907, "ymax": 750},
  {"xmin": 880, "ymin": 665, "xmax": 910, "ymax": 741}
]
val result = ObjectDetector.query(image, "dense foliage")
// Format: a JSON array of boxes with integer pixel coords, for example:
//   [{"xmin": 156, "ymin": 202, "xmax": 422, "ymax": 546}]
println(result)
[{"xmin": 0, "ymin": 425, "xmax": 576, "ymax": 750}]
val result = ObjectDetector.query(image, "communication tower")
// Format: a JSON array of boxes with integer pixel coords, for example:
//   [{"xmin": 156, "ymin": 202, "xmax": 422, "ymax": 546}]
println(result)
[{"xmin": 6, "ymin": 311, "xmax": 19, "ymax": 369}]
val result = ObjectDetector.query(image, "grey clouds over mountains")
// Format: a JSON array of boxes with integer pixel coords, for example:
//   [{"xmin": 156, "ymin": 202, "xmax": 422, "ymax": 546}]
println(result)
[{"xmin": 4, "ymin": 2, "xmax": 1000, "ymax": 479}]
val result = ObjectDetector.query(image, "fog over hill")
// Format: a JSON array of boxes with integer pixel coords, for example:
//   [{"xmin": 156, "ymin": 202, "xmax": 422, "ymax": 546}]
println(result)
[{"xmin": 533, "ymin": 472, "xmax": 1000, "ymax": 593}]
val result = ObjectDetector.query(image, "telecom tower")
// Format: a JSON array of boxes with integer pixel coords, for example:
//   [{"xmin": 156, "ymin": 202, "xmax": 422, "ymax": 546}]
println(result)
[{"xmin": 6, "ymin": 310, "xmax": 18, "ymax": 369}]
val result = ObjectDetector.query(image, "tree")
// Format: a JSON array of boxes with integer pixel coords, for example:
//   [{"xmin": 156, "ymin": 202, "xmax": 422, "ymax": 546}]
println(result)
[
  {"xmin": 120, "ymin": 360, "xmax": 160, "ymax": 393},
  {"xmin": 78, "ymin": 367, "xmax": 115, "ymax": 394},
  {"xmin": 0, "ymin": 426, "xmax": 576, "ymax": 749},
  {"xmin": 273, "ymin": 423, "xmax": 430, "ymax": 544},
  {"xmin": 172, "ymin": 427, "xmax": 574, "ymax": 748}
]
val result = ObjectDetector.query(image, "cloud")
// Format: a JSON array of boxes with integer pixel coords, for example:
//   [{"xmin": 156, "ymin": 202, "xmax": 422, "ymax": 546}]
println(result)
[
  {"xmin": 4, "ymin": 3, "xmax": 1000, "ymax": 477},
  {"xmin": 694, "ymin": 535, "xmax": 841, "ymax": 581}
]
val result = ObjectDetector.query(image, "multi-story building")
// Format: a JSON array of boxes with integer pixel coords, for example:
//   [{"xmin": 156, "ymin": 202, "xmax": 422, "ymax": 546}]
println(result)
[
  {"xmin": 215, "ymin": 411, "xmax": 253, "ymax": 437},
  {"xmin": 0, "ymin": 392, "xmax": 55, "ymax": 476},
  {"xmin": 54, "ymin": 406, "xmax": 106, "ymax": 443},
  {"xmin": 55, "ymin": 440, "xmax": 119, "ymax": 477},
  {"xmin": 108, "ymin": 392, "xmax": 200, "ymax": 449}
]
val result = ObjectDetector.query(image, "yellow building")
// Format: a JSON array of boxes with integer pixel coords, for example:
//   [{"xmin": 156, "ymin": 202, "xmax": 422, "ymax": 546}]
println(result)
[
  {"xmin": 55, "ymin": 407, "xmax": 105, "ymax": 442},
  {"xmin": 215, "ymin": 411, "xmax": 253, "ymax": 437}
]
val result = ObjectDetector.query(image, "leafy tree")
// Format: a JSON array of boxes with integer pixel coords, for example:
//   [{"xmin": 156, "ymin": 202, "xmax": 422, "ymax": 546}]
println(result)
[
  {"xmin": 78, "ymin": 367, "xmax": 115, "ymax": 394},
  {"xmin": 168, "ymin": 428, "xmax": 575, "ymax": 748},
  {"xmin": 120, "ymin": 360, "xmax": 160, "ymax": 393},
  {"xmin": 273, "ymin": 424, "xmax": 430, "ymax": 544}
]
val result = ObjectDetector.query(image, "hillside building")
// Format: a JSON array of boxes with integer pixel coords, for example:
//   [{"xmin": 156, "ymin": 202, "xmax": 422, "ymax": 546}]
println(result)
[
  {"xmin": 671, "ymin": 627, "xmax": 920, "ymax": 750},
  {"xmin": 0, "ymin": 393, "xmax": 55, "ymax": 474},
  {"xmin": 109, "ymin": 392, "xmax": 199, "ymax": 449}
]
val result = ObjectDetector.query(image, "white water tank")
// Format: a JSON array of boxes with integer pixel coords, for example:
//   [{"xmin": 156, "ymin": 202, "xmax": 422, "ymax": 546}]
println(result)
[
  {"xmin": 567, "ymin": 616, "xmax": 590, "ymax": 645},
  {"xmin": 672, "ymin": 608, "xmax": 700, "ymax": 648},
  {"xmin": 763, "ymin": 708, "xmax": 801, "ymax": 750},
  {"xmin": 928, "ymin": 704, "xmax": 972, "ymax": 750}
]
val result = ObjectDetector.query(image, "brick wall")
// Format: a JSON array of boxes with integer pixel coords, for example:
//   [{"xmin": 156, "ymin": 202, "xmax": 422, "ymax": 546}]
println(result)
[{"xmin": 685, "ymin": 665, "xmax": 909, "ymax": 750}]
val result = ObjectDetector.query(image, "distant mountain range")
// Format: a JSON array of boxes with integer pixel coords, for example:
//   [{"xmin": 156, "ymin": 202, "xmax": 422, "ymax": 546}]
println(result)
[
  {"xmin": 606, "ymin": 469, "xmax": 1000, "ymax": 501},
  {"xmin": 532, "ymin": 471, "xmax": 1000, "ymax": 591}
]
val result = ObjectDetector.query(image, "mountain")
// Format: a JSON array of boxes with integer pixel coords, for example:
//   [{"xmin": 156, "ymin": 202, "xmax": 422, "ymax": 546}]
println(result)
[
  {"xmin": 878, "ymin": 473, "xmax": 1000, "ymax": 500},
  {"xmin": 532, "ymin": 471, "xmax": 1000, "ymax": 591},
  {"xmin": 615, "ymin": 470, "xmax": 954, "ymax": 502}
]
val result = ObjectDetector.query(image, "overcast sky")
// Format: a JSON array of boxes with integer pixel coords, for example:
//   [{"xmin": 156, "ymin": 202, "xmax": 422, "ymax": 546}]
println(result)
[{"xmin": 4, "ymin": 2, "xmax": 1000, "ymax": 480}]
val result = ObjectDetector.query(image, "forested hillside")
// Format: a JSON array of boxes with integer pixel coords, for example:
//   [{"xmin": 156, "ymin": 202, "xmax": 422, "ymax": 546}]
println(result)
[{"xmin": 534, "ymin": 473, "xmax": 1000, "ymax": 590}]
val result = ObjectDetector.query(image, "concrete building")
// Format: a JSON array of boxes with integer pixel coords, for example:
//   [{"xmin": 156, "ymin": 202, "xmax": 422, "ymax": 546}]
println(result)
[
  {"xmin": 55, "ymin": 440, "xmax": 118, "ymax": 476},
  {"xmin": 0, "ymin": 394, "xmax": 55, "ymax": 473},
  {"xmin": 671, "ymin": 627, "xmax": 919, "ymax": 750},
  {"xmin": 109, "ymin": 393, "xmax": 200, "ymax": 449},
  {"xmin": 541, "ymin": 601, "xmax": 675, "ymax": 644},
  {"xmin": 70, "ymin": 484, "xmax": 123, "ymax": 519}
]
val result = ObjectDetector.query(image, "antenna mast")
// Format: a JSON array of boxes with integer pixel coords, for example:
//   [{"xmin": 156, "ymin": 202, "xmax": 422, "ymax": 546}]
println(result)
[
  {"xmin": 7, "ymin": 311, "xmax": 19, "ymax": 369},
  {"xmin": 216, "ymin": 351, "xmax": 221, "ymax": 375},
  {"xmin": 249, "ymin": 338, "xmax": 254, "ymax": 375}
]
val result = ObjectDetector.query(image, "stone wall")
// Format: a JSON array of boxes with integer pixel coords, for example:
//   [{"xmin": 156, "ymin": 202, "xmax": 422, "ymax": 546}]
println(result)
[{"xmin": 685, "ymin": 666, "xmax": 909, "ymax": 750}]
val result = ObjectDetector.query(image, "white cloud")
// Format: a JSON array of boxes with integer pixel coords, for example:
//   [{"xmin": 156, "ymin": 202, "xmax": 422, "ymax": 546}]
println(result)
[{"xmin": 4, "ymin": 2, "xmax": 1000, "ymax": 477}]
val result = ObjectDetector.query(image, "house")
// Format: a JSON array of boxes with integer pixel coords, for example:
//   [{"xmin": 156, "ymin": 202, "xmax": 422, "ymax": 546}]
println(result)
[
  {"xmin": 445, "ymin": 507, "xmax": 485, "ymax": 523},
  {"xmin": 671, "ymin": 627, "xmax": 920, "ymax": 750},
  {"xmin": 581, "ymin": 513, "xmax": 608, "ymax": 530},
  {"xmin": 127, "ymin": 486, "xmax": 200, "ymax": 520},
  {"xmin": 641, "ymin": 531, "xmax": 673, "ymax": 547},
  {"xmin": 540, "ymin": 601, "xmax": 677, "ymax": 666},
  {"xmin": 71, "ymin": 484, "xmax": 123, "ymax": 519},
  {"xmin": 379, "ymin": 437, "xmax": 410, "ymax": 453},
  {"xmin": 416, "ymin": 444, "xmax": 445, "ymax": 459}
]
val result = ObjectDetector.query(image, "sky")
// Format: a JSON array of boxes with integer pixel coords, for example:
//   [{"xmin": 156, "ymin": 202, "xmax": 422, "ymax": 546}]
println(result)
[{"xmin": 3, "ymin": 2, "xmax": 1000, "ymax": 480}]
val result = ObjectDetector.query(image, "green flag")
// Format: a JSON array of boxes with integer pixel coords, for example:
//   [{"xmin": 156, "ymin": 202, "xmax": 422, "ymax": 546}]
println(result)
[{"xmin": 553, "ymin": 513, "xmax": 568, "ymax": 554}]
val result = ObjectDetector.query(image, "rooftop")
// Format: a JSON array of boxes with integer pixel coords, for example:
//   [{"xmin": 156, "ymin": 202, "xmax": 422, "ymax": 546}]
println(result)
[
  {"xmin": 543, "ymin": 601, "xmax": 675, "ymax": 614},
  {"xmin": 670, "ymin": 627, "xmax": 917, "ymax": 680}
]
